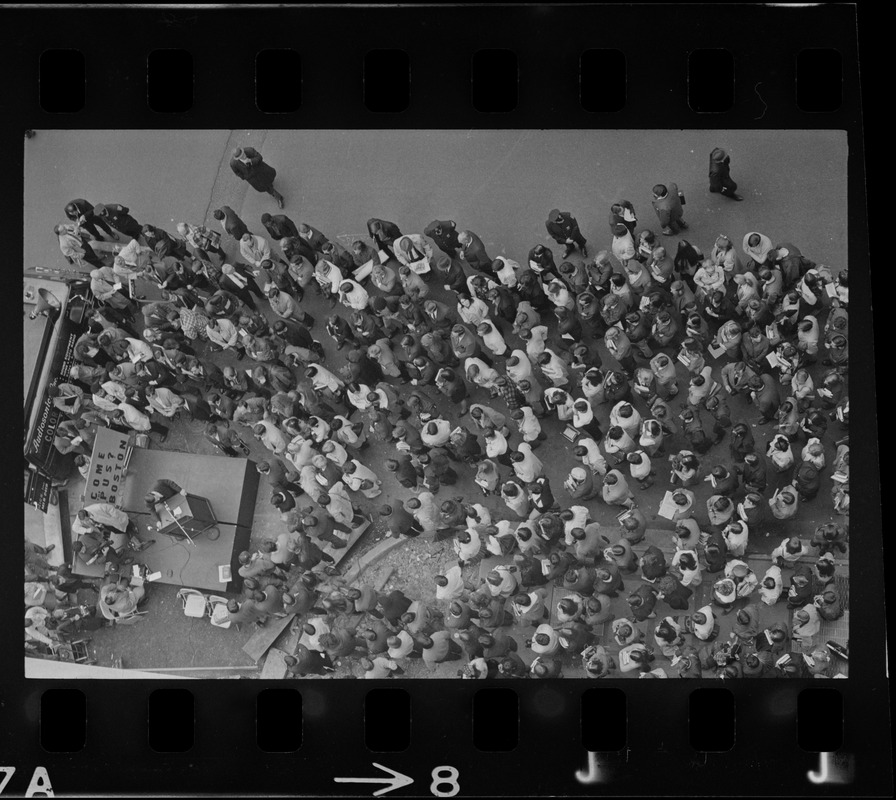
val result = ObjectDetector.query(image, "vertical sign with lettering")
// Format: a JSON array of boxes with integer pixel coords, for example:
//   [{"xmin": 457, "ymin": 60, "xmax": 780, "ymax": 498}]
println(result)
[{"xmin": 85, "ymin": 427, "xmax": 131, "ymax": 504}]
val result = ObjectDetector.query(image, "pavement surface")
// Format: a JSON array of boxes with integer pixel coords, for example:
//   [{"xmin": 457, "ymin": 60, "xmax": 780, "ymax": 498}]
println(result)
[{"xmin": 24, "ymin": 129, "xmax": 849, "ymax": 678}]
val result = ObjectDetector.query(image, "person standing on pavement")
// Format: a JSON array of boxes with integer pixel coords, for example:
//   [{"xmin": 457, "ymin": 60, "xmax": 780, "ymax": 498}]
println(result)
[
  {"xmin": 424, "ymin": 219, "xmax": 462, "ymax": 259},
  {"xmin": 229, "ymin": 146, "xmax": 285, "ymax": 208},
  {"xmin": 93, "ymin": 203, "xmax": 144, "ymax": 241},
  {"xmin": 366, "ymin": 217, "xmax": 402, "ymax": 259},
  {"xmin": 708, "ymin": 148, "xmax": 744, "ymax": 201},
  {"xmin": 65, "ymin": 199, "xmax": 119, "ymax": 241},
  {"xmin": 57, "ymin": 225, "xmax": 105, "ymax": 269},
  {"xmin": 651, "ymin": 183, "xmax": 688, "ymax": 235},
  {"xmin": 545, "ymin": 208, "xmax": 588, "ymax": 258},
  {"xmin": 212, "ymin": 206, "xmax": 250, "ymax": 242}
]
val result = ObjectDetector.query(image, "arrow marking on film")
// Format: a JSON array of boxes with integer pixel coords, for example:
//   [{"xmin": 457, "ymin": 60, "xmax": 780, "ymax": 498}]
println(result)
[{"xmin": 334, "ymin": 763, "xmax": 414, "ymax": 796}]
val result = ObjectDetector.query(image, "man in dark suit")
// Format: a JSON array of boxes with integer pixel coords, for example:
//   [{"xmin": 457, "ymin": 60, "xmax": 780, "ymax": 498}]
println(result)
[
  {"xmin": 545, "ymin": 209, "xmax": 588, "ymax": 258},
  {"xmin": 141, "ymin": 224, "xmax": 189, "ymax": 260},
  {"xmin": 708, "ymin": 148, "xmax": 743, "ymax": 201},
  {"xmin": 261, "ymin": 212, "xmax": 300, "ymax": 243},
  {"xmin": 212, "ymin": 206, "xmax": 250, "ymax": 242},
  {"xmin": 65, "ymin": 199, "xmax": 119, "ymax": 241},
  {"xmin": 651, "ymin": 183, "xmax": 688, "ymax": 235},
  {"xmin": 93, "ymin": 203, "xmax": 143, "ymax": 240},
  {"xmin": 424, "ymin": 219, "xmax": 462, "ymax": 258},
  {"xmin": 297, "ymin": 223, "xmax": 331, "ymax": 261},
  {"xmin": 457, "ymin": 230, "xmax": 495, "ymax": 276},
  {"xmin": 367, "ymin": 218, "xmax": 402, "ymax": 257},
  {"xmin": 229, "ymin": 146, "xmax": 285, "ymax": 208}
]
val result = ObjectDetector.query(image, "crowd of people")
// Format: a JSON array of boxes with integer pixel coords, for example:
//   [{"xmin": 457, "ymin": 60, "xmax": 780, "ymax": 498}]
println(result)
[{"xmin": 30, "ymin": 144, "xmax": 849, "ymax": 678}]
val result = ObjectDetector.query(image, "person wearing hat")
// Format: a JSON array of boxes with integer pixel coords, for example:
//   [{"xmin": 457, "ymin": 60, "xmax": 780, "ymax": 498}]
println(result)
[
  {"xmin": 561, "ymin": 563, "xmax": 597, "ymax": 595},
  {"xmin": 792, "ymin": 456, "xmax": 821, "ymax": 501},
  {"xmin": 704, "ymin": 494, "xmax": 734, "ymax": 530},
  {"xmin": 285, "ymin": 645, "xmax": 335, "ymax": 677},
  {"xmin": 393, "ymin": 233, "xmax": 433, "ymax": 273},
  {"xmin": 758, "ymin": 565, "xmax": 785, "ymax": 606},
  {"xmin": 651, "ymin": 616, "xmax": 685, "ymax": 658},
  {"xmin": 527, "ymin": 622, "xmax": 560, "ymax": 658},
  {"xmin": 366, "ymin": 261, "xmax": 399, "ymax": 298},
  {"xmin": 671, "ymin": 548, "xmax": 703, "ymax": 589},
  {"xmin": 625, "ymin": 583, "xmax": 658, "ymax": 623},
  {"xmin": 544, "ymin": 208, "xmax": 587, "ymax": 258},
  {"xmin": 682, "ymin": 606, "xmax": 717, "ymax": 643},
  {"xmin": 507, "ymin": 442, "xmax": 542, "ymax": 485},
  {"xmin": 785, "ymin": 564, "xmax": 815, "ymax": 610},
  {"xmin": 528, "ymin": 476, "xmax": 557, "ymax": 514},
  {"xmin": 626, "ymin": 450, "xmax": 655, "ymax": 490},
  {"xmin": 791, "ymin": 604, "xmax": 821, "ymax": 644},
  {"xmin": 561, "ymin": 466, "xmax": 597, "ymax": 502},
  {"xmin": 650, "ymin": 182, "xmax": 687, "ymax": 235},
  {"xmin": 473, "ymin": 319, "xmax": 505, "ymax": 358},
  {"xmin": 341, "ymin": 460, "xmax": 382, "ymax": 499},
  {"xmin": 443, "ymin": 599, "xmax": 477, "ymax": 634},
  {"xmin": 814, "ymin": 586, "xmax": 844, "ymax": 622},
  {"xmin": 434, "ymin": 565, "xmax": 467, "ymax": 604},
  {"xmin": 768, "ymin": 484, "xmax": 800, "ymax": 521},
  {"xmin": 229, "ymin": 146, "xmax": 283, "ymax": 207},
  {"xmin": 811, "ymin": 522, "xmax": 848, "ymax": 557},
  {"xmin": 774, "ymin": 396, "xmax": 801, "ymax": 441},
  {"xmin": 520, "ymin": 243, "xmax": 555, "ymax": 282},
  {"xmin": 739, "ymin": 325, "xmax": 771, "ymax": 375},
  {"xmin": 710, "ymin": 465, "xmax": 739, "ymax": 497},
  {"xmin": 791, "ymin": 368, "xmax": 816, "ymax": 413},
  {"xmin": 423, "ymin": 219, "xmax": 461, "ymax": 258},
  {"xmin": 432, "ymin": 255, "xmax": 466, "ymax": 295},
  {"xmin": 770, "ymin": 536, "xmax": 809, "ymax": 568},
  {"xmin": 376, "ymin": 503, "xmax": 419, "ymax": 540},
  {"xmin": 64, "ymin": 197, "xmax": 119, "ymax": 243},
  {"xmin": 617, "ymin": 641, "xmax": 655, "ymax": 674},
  {"xmin": 506, "ymin": 586, "xmax": 548, "ymax": 627},
  {"xmin": 419, "ymin": 631, "xmax": 465, "ymax": 668},
  {"xmin": 384, "ymin": 454, "xmax": 420, "ymax": 492},
  {"xmin": 600, "ymin": 469, "xmax": 635, "ymax": 509},
  {"xmin": 710, "ymin": 576, "xmax": 739, "ymax": 615},
  {"xmin": 707, "ymin": 147, "xmax": 743, "ymax": 200},
  {"xmin": 555, "ymin": 595, "xmax": 585, "ymax": 626},
  {"xmin": 736, "ymin": 452, "xmax": 767, "ymax": 494},
  {"xmin": 88, "ymin": 202, "xmax": 142, "ymax": 242},
  {"xmin": 730, "ymin": 603, "xmax": 762, "ymax": 644},
  {"xmin": 386, "ymin": 629, "xmax": 422, "ymax": 667},
  {"xmin": 364, "ymin": 217, "xmax": 401, "ymax": 258}
]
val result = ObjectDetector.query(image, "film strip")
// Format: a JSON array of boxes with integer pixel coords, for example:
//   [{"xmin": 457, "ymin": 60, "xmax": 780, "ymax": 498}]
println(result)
[{"xmin": 7, "ymin": 3, "xmax": 889, "ymax": 798}]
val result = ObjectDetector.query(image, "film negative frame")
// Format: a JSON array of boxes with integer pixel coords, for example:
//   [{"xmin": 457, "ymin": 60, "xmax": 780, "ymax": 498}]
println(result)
[{"xmin": 5, "ymin": 3, "xmax": 890, "ymax": 798}]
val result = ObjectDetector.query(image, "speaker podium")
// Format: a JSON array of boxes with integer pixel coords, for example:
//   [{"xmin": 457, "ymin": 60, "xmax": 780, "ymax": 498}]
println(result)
[{"xmin": 155, "ymin": 493, "xmax": 218, "ymax": 543}]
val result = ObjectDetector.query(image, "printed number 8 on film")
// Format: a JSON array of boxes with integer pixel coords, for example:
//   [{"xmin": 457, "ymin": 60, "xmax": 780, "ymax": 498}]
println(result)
[{"xmin": 430, "ymin": 766, "xmax": 460, "ymax": 797}]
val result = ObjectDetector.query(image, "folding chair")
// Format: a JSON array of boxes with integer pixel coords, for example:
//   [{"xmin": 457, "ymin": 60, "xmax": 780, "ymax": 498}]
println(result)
[
  {"xmin": 98, "ymin": 601, "xmax": 146, "ymax": 626},
  {"xmin": 207, "ymin": 595, "xmax": 233, "ymax": 629},
  {"xmin": 177, "ymin": 587, "xmax": 208, "ymax": 618}
]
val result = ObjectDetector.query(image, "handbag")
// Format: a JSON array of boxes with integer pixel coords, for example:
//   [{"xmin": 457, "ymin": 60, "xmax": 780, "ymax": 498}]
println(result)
[{"xmin": 678, "ymin": 191, "xmax": 687, "ymax": 206}]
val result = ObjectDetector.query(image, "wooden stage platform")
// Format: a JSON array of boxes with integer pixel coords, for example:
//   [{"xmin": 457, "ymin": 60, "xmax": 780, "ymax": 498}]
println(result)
[{"xmin": 72, "ymin": 448, "xmax": 259, "ymax": 593}]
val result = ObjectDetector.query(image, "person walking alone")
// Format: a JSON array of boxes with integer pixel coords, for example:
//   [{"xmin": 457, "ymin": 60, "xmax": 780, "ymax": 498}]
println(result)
[
  {"xmin": 230, "ymin": 146, "xmax": 285, "ymax": 208},
  {"xmin": 708, "ymin": 148, "xmax": 743, "ymax": 201}
]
